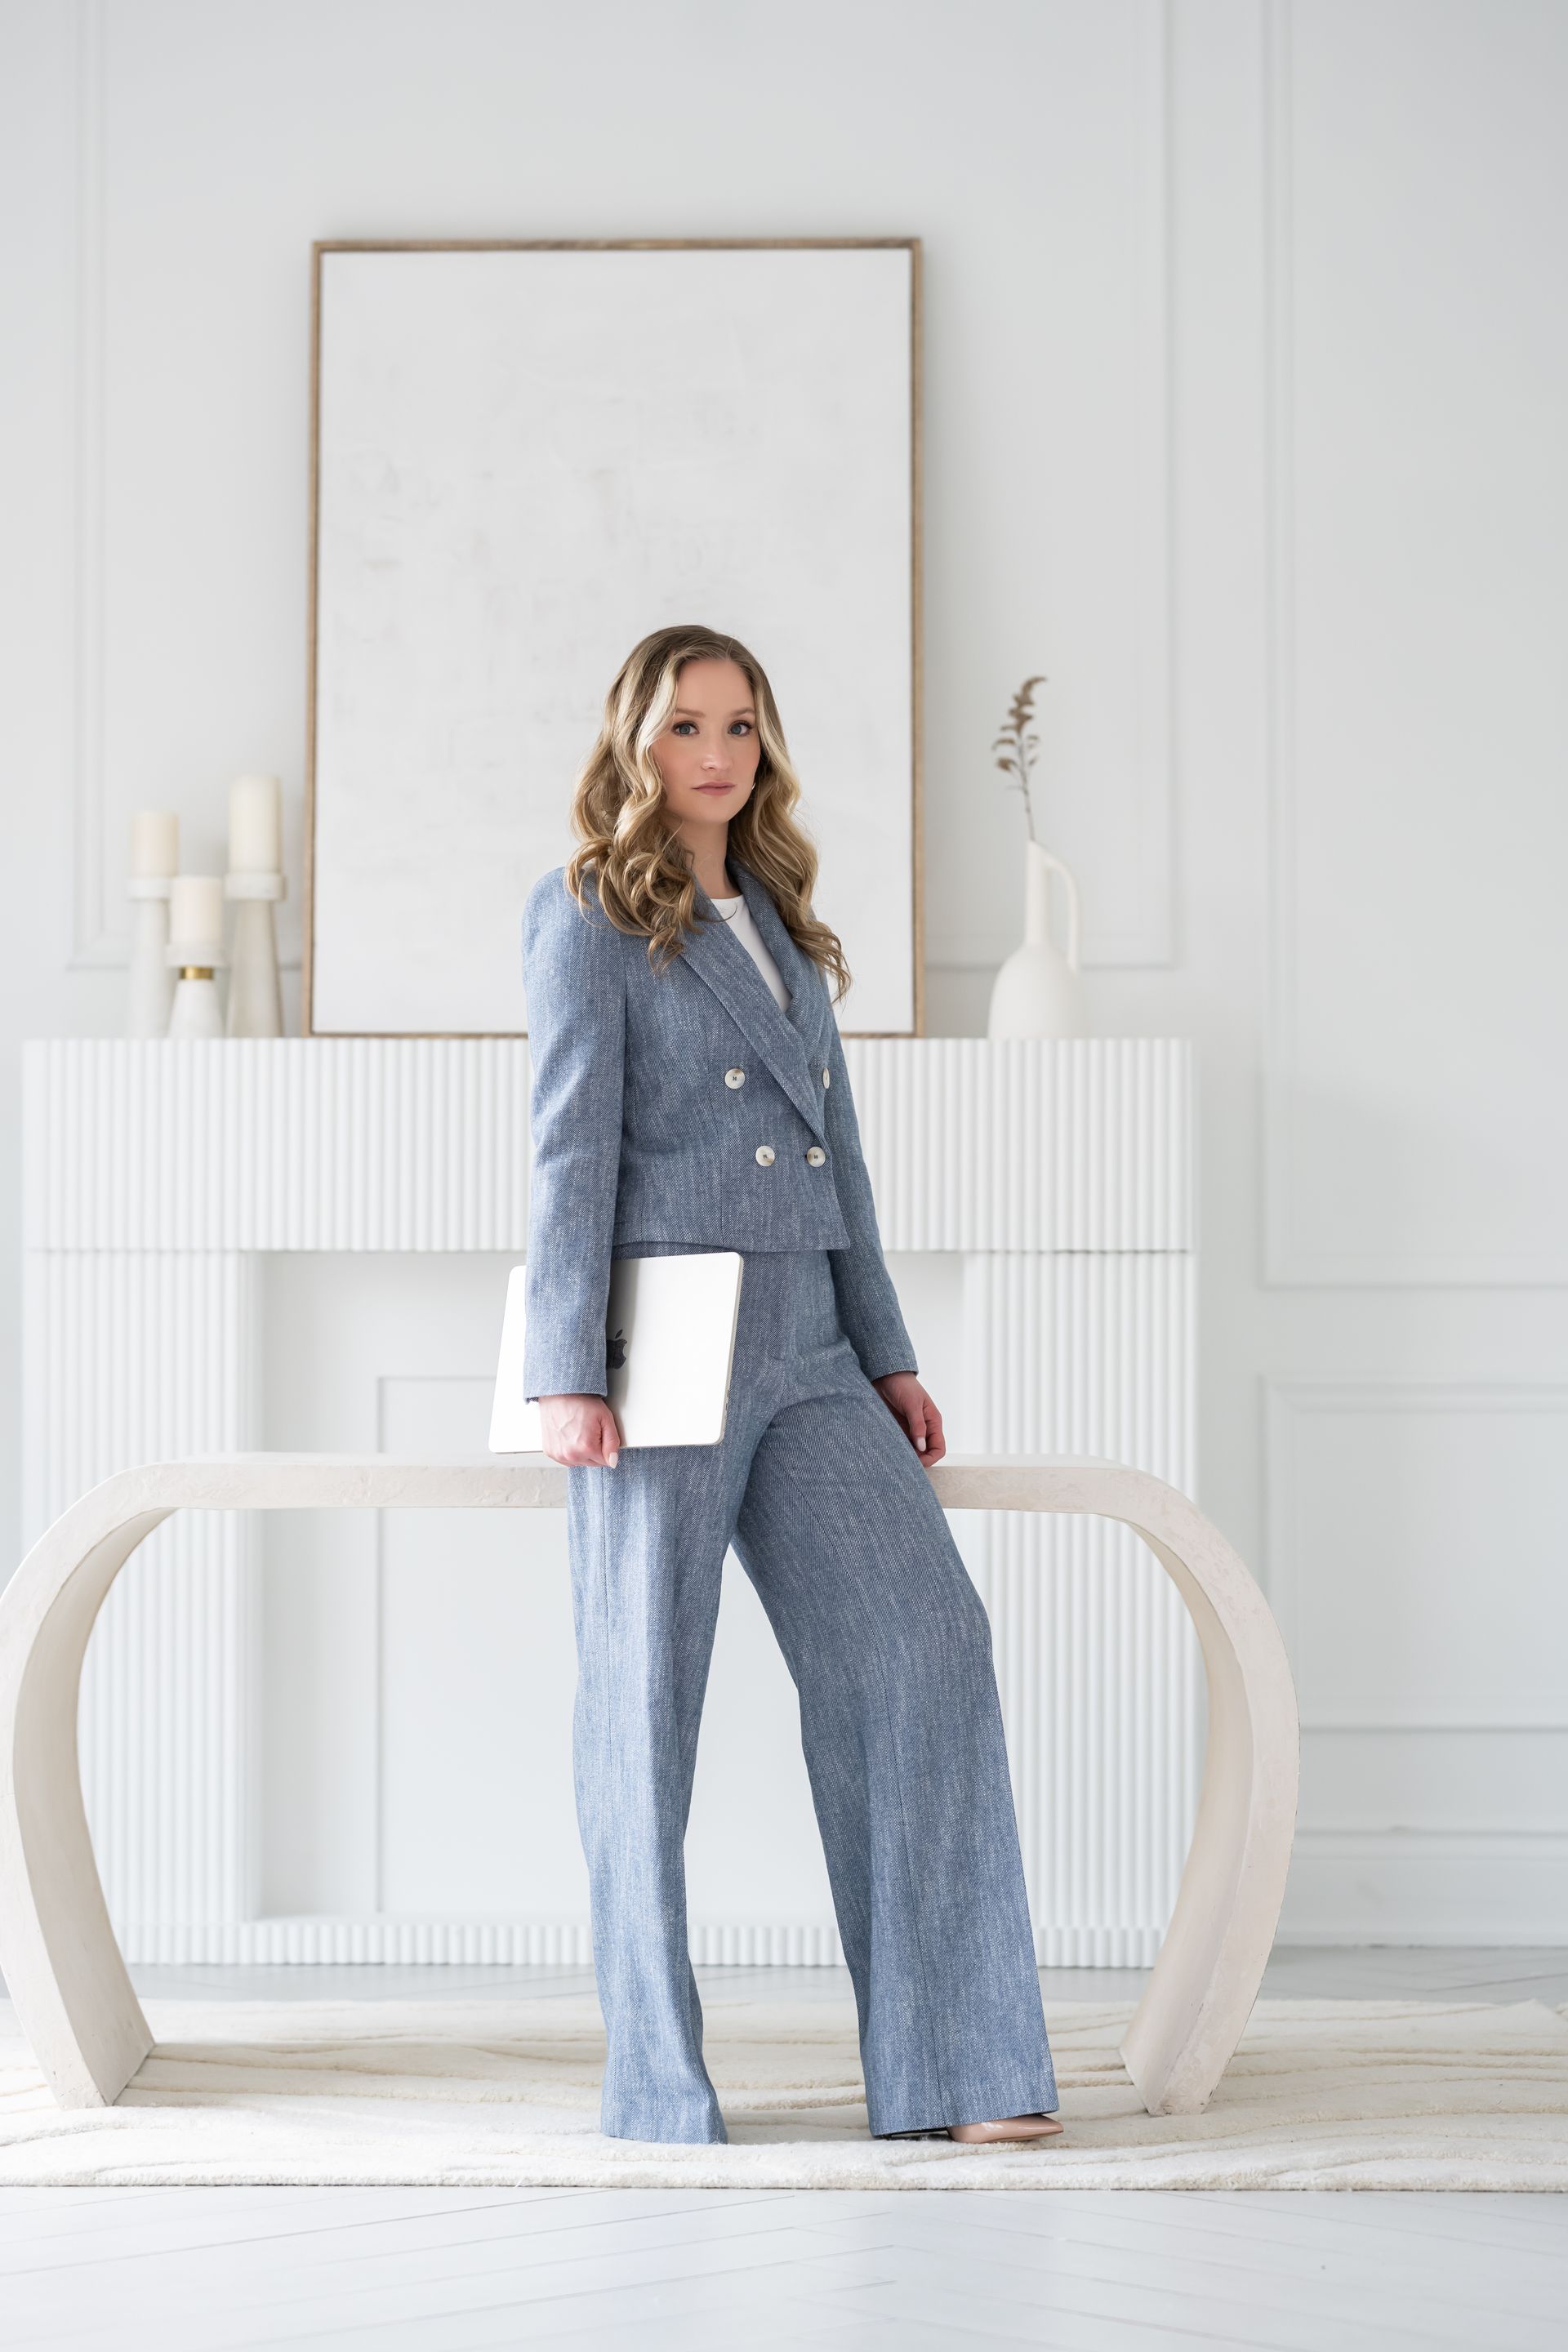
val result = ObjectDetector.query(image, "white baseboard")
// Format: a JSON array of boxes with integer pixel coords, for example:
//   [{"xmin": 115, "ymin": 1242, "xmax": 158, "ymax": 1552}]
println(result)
[
  {"xmin": 116, "ymin": 1918, "xmax": 1168, "ymax": 1969},
  {"xmin": 1281, "ymin": 1829, "xmax": 1568, "ymax": 1945},
  {"xmin": 118, "ymin": 1920, "xmax": 833, "ymax": 1968}
]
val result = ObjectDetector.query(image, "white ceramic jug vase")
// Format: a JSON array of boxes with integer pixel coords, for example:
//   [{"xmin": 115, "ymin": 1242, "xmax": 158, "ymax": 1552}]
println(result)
[{"xmin": 987, "ymin": 838, "xmax": 1085, "ymax": 1039}]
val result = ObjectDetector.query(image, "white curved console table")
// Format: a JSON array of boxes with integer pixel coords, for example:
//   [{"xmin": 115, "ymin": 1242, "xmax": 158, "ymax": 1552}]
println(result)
[{"xmin": 0, "ymin": 1452, "xmax": 1298, "ymax": 2118}]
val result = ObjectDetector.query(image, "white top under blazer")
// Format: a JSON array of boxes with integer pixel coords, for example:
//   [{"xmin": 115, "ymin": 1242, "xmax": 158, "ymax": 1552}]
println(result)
[{"xmin": 707, "ymin": 891, "xmax": 790, "ymax": 1010}]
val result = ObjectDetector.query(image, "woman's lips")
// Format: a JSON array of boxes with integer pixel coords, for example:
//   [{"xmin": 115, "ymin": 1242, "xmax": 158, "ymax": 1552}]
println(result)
[{"xmin": 695, "ymin": 782, "xmax": 737, "ymax": 794}]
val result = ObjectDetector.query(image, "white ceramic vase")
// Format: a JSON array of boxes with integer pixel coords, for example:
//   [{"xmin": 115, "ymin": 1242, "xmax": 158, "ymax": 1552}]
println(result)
[{"xmin": 987, "ymin": 837, "xmax": 1085, "ymax": 1040}]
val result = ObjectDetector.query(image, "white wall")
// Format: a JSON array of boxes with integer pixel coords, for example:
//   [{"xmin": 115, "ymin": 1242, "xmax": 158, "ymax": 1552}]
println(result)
[{"xmin": 2, "ymin": 0, "xmax": 1566, "ymax": 1940}]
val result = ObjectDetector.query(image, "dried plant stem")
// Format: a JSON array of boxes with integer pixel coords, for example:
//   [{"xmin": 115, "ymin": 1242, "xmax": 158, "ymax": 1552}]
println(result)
[{"xmin": 992, "ymin": 672, "xmax": 1048, "ymax": 844}]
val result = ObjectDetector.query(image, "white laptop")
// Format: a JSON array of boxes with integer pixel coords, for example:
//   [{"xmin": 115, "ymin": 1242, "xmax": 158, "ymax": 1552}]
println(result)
[{"xmin": 488, "ymin": 1250, "xmax": 745, "ymax": 1452}]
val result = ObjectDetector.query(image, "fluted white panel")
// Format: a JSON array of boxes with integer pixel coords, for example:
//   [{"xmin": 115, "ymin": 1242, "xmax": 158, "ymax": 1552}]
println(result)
[
  {"xmin": 844, "ymin": 1037, "xmax": 1192, "ymax": 1251},
  {"xmin": 21, "ymin": 1250, "xmax": 259, "ymax": 1945},
  {"xmin": 21, "ymin": 1036, "xmax": 1195, "ymax": 1965},
  {"xmin": 22, "ymin": 1040, "xmax": 535, "ymax": 1254},
  {"xmin": 953, "ymin": 1254, "xmax": 1200, "ymax": 1967},
  {"xmin": 24, "ymin": 1037, "xmax": 1190, "ymax": 1254}
]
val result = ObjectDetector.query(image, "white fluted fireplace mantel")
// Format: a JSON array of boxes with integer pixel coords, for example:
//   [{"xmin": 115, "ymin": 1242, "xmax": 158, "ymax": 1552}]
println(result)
[{"xmin": 20, "ymin": 1038, "xmax": 1196, "ymax": 1968}]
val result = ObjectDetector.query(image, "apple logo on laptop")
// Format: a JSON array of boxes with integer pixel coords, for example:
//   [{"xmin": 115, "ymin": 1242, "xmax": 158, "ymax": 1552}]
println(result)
[{"xmin": 607, "ymin": 1327, "xmax": 628, "ymax": 1371}]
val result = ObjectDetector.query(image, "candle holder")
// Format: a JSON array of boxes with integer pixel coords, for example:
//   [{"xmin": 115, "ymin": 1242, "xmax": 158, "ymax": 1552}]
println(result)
[
  {"xmin": 165, "ymin": 937, "xmax": 228, "ymax": 1040},
  {"xmin": 225, "ymin": 870, "xmax": 286, "ymax": 1037},
  {"xmin": 126, "ymin": 875, "xmax": 176, "ymax": 1038}
]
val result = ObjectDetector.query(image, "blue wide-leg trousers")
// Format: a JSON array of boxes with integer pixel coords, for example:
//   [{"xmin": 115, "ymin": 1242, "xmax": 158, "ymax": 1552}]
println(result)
[{"xmin": 565, "ymin": 1247, "xmax": 1058, "ymax": 2144}]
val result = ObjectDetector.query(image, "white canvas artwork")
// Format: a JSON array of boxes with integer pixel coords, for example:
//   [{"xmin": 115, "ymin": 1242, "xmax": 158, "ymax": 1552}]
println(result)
[{"xmin": 308, "ymin": 243, "xmax": 918, "ymax": 1036}]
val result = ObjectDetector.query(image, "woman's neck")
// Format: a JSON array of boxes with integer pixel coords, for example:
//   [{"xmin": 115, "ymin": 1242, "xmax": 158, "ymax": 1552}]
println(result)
[{"xmin": 676, "ymin": 821, "xmax": 733, "ymax": 902}]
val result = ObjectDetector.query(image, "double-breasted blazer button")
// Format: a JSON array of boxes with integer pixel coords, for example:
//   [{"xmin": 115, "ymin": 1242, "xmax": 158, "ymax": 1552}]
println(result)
[
  {"xmin": 822, "ymin": 1067, "xmax": 831, "ymax": 1088},
  {"xmin": 805, "ymin": 1145, "xmax": 827, "ymax": 1167},
  {"xmin": 755, "ymin": 1144, "xmax": 776, "ymax": 1167},
  {"xmin": 724, "ymin": 1067, "xmax": 746, "ymax": 1089}
]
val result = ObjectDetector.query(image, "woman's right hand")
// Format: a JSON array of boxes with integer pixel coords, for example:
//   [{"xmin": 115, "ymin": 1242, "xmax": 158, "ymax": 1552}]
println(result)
[{"xmin": 537, "ymin": 1393, "xmax": 621, "ymax": 1468}]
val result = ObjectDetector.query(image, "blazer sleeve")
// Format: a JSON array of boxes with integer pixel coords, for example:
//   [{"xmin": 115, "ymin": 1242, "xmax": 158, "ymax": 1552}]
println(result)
[
  {"xmin": 822, "ymin": 1005, "xmax": 919, "ymax": 1382},
  {"xmin": 519, "ymin": 872, "xmax": 626, "ymax": 1400}
]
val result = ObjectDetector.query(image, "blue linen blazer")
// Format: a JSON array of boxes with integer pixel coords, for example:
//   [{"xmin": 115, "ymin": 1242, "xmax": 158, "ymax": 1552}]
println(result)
[{"xmin": 519, "ymin": 856, "xmax": 916, "ymax": 1401}]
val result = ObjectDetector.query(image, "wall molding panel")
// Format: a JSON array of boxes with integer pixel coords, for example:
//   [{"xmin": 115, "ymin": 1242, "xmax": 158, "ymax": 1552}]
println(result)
[
  {"xmin": 1259, "ymin": 0, "xmax": 1568, "ymax": 1286},
  {"xmin": 931, "ymin": 0, "xmax": 1176, "ymax": 974},
  {"xmin": 67, "ymin": 0, "xmax": 112, "ymax": 970},
  {"xmin": 1265, "ymin": 1377, "xmax": 1568, "ymax": 1731}
]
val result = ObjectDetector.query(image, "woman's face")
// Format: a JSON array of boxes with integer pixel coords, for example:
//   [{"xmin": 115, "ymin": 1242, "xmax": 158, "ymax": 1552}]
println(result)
[{"xmin": 648, "ymin": 657, "xmax": 761, "ymax": 832}]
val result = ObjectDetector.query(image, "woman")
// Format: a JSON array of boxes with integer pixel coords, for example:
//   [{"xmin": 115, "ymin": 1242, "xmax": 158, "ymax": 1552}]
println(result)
[{"xmin": 520, "ymin": 622, "xmax": 1062, "ymax": 2149}]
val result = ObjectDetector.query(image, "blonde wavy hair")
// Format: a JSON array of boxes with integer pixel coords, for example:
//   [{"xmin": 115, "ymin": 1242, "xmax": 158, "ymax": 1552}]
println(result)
[{"xmin": 564, "ymin": 623, "xmax": 850, "ymax": 1000}]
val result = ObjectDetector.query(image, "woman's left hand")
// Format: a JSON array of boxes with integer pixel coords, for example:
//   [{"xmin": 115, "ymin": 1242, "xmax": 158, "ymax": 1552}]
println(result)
[{"xmin": 872, "ymin": 1371, "xmax": 947, "ymax": 1466}]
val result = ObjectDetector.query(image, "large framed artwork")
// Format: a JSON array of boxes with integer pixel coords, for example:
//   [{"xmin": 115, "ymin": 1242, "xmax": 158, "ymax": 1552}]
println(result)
[{"xmin": 305, "ymin": 239, "xmax": 922, "ymax": 1036}]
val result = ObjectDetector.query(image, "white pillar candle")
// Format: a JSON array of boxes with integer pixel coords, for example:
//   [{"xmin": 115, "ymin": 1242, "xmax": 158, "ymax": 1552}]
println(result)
[
  {"xmin": 129, "ymin": 810, "xmax": 179, "ymax": 878},
  {"xmin": 228, "ymin": 774, "xmax": 283, "ymax": 875},
  {"xmin": 168, "ymin": 874, "xmax": 225, "ymax": 955}
]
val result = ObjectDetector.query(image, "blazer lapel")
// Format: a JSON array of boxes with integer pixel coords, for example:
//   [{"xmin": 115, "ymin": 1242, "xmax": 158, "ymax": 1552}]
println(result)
[
  {"xmin": 732, "ymin": 862, "xmax": 832, "ymax": 1062},
  {"xmin": 680, "ymin": 868, "xmax": 828, "ymax": 1143}
]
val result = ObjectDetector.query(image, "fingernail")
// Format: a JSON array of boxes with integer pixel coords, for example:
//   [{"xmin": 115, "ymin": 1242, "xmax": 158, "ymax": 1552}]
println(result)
[{"xmin": 606, "ymin": 1450, "xmax": 619, "ymax": 1468}]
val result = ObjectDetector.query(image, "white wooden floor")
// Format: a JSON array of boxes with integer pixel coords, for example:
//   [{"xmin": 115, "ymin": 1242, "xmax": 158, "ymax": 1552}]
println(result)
[{"xmin": 2, "ymin": 1948, "xmax": 1565, "ymax": 2351}]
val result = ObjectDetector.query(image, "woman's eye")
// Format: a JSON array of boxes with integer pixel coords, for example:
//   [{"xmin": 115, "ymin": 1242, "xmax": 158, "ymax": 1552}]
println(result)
[
  {"xmin": 729, "ymin": 720, "xmax": 753, "ymax": 736},
  {"xmin": 671, "ymin": 721, "xmax": 697, "ymax": 736}
]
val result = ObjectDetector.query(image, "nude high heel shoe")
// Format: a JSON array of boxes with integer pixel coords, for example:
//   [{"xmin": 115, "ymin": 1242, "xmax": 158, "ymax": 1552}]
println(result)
[
  {"xmin": 947, "ymin": 2112, "xmax": 1064, "ymax": 2144},
  {"xmin": 878, "ymin": 2111, "xmax": 1064, "ymax": 2145}
]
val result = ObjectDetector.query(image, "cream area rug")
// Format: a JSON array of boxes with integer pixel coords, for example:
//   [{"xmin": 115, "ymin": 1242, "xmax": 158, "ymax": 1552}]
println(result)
[{"xmin": 2, "ymin": 1994, "xmax": 1565, "ymax": 2190}]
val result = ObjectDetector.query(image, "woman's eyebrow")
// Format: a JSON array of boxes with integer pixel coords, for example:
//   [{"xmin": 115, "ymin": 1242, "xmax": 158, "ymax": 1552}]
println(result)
[{"xmin": 672, "ymin": 703, "xmax": 756, "ymax": 716}]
